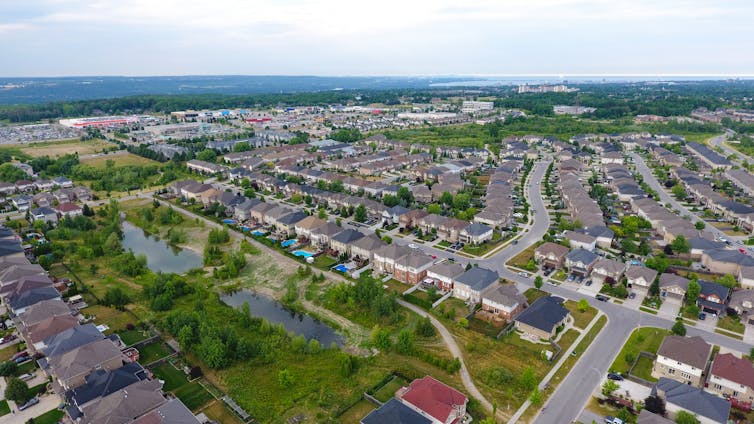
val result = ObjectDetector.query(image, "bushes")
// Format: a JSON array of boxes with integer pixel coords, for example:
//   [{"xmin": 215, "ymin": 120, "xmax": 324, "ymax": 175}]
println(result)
[
  {"xmin": 402, "ymin": 293, "xmax": 432, "ymax": 310},
  {"xmin": 143, "ymin": 273, "xmax": 193, "ymax": 311},
  {"xmin": 208, "ymin": 228, "xmax": 230, "ymax": 244}
]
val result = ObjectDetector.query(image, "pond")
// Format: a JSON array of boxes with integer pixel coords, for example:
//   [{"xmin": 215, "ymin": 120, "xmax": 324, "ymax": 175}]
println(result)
[
  {"xmin": 121, "ymin": 221, "xmax": 203, "ymax": 274},
  {"xmin": 221, "ymin": 290, "xmax": 344, "ymax": 347}
]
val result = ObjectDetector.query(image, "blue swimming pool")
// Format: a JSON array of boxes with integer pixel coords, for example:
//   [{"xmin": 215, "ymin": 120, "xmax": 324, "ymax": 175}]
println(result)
[
  {"xmin": 222, "ymin": 219, "xmax": 236, "ymax": 224},
  {"xmin": 293, "ymin": 250, "xmax": 314, "ymax": 258},
  {"xmin": 281, "ymin": 239, "xmax": 296, "ymax": 248},
  {"xmin": 334, "ymin": 264, "xmax": 350, "ymax": 272},
  {"xmin": 240, "ymin": 226, "xmax": 250, "ymax": 232},
  {"xmin": 252, "ymin": 230, "xmax": 266, "ymax": 236}
]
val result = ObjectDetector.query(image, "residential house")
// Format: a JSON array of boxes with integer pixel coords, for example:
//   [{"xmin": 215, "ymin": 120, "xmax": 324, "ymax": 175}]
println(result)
[
  {"xmin": 309, "ymin": 222, "xmax": 343, "ymax": 249},
  {"xmin": 652, "ymin": 335, "xmax": 712, "ymax": 387},
  {"xmin": 31, "ymin": 206, "xmax": 59, "ymax": 226},
  {"xmin": 707, "ymin": 352, "xmax": 754, "ymax": 404},
  {"xmin": 11, "ymin": 194, "xmax": 32, "ymax": 211},
  {"xmin": 53, "ymin": 176, "xmax": 74, "ymax": 188},
  {"xmin": 263, "ymin": 205, "xmax": 294, "ymax": 228},
  {"xmin": 425, "ymin": 262, "xmax": 464, "ymax": 292},
  {"xmin": 350, "ymin": 235, "xmax": 386, "ymax": 263},
  {"xmin": 361, "ymin": 398, "xmax": 431, "ymax": 424},
  {"xmin": 24, "ymin": 315, "xmax": 80, "ymax": 351},
  {"xmin": 652, "ymin": 378, "xmax": 730, "ymax": 424},
  {"xmin": 590, "ymin": 258, "xmax": 626, "ymax": 285},
  {"xmin": 72, "ymin": 186, "xmax": 93, "ymax": 201},
  {"xmin": 636, "ymin": 410, "xmax": 674, "ymax": 424},
  {"xmin": 514, "ymin": 296, "xmax": 570, "ymax": 340},
  {"xmin": 459, "ymin": 223, "xmax": 493, "ymax": 245},
  {"xmin": 0, "ymin": 182, "xmax": 16, "ymax": 196},
  {"xmin": 293, "ymin": 216, "xmax": 327, "ymax": 241},
  {"xmin": 329, "ymin": 229, "xmax": 365, "ymax": 257},
  {"xmin": 56, "ymin": 202, "xmax": 83, "ymax": 218},
  {"xmin": 76, "ymin": 379, "xmax": 166, "ymax": 424},
  {"xmin": 7, "ymin": 286, "xmax": 61, "ymax": 315},
  {"xmin": 534, "ymin": 242, "xmax": 570, "ymax": 269},
  {"xmin": 696, "ymin": 280, "xmax": 731, "ymax": 316},
  {"xmin": 249, "ymin": 202, "xmax": 275, "ymax": 224},
  {"xmin": 15, "ymin": 179, "xmax": 34, "ymax": 192},
  {"xmin": 702, "ymin": 248, "xmax": 754, "ymax": 275},
  {"xmin": 395, "ymin": 376, "xmax": 468, "ymax": 424},
  {"xmin": 382, "ymin": 205, "xmax": 411, "ymax": 226},
  {"xmin": 400, "ymin": 209, "xmax": 429, "ymax": 230},
  {"xmin": 738, "ymin": 265, "xmax": 754, "ymax": 289},
  {"xmin": 564, "ymin": 248, "xmax": 599, "ymax": 277},
  {"xmin": 659, "ymin": 273, "xmax": 690, "ymax": 302},
  {"xmin": 625, "ymin": 265, "xmax": 658, "ymax": 291},
  {"xmin": 729, "ymin": 289, "xmax": 754, "ymax": 324},
  {"xmin": 438, "ymin": 218, "xmax": 469, "ymax": 243},
  {"xmin": 580, "ymin": 226, "xmax": 615, "ymax": 249},
  {"xmin": 33, "ymin": 192, "xmax": 54, "ymax": 208},
  {"xmin": 564, "ymin": 230, "xmax": 597, "ymax": 251},
  {"xmin": 131, "ymin": 397, "xmax": 202, "ymax": 424},
  {"xmin": 452, "ymin": 267, "xmax": 499, "ymax": 304},
  {"xmin": 18, "ymin": 298, "xmax": 71, "ymax": 327},
  {"xmin": 394, "ymin": 251, "xmax": 434, "ymax": 285},
  {"xmin": 46, "ymin": 338, "xmax": 124, "ymax": 390},
  {"xmin": 480, "ymin": 284, "xmax": 527, "ymax": 321},
  {"xmin": 66, "ymin": 362, "xmax": 149, "ymax": 413},
  {"xmin": 40, "ymin": 324, "xmax": 104, "ymax": 358},
  {"xmin": 373, "ymin": 244, "xmax": 412, "ymax": 275},
  {"xmin": 233, "ymin": 198, "xmax": 262, "ymax": 221},
  {"xmin": 275, "ymin": 211, "xmax": 307, "ymax": 237}
]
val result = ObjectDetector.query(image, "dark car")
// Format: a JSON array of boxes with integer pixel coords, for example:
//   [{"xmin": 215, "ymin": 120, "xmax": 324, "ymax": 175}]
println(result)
[
  {"xmin": 699, "ymin": 312, "xmax": 707, "ymax": 320},
  {"xmin": 512, "ymin": 240, "xmax": 518, "ymax": 245},
  {"xmin": 11, "ymin": 351, "xmax": 28, "ymax": 361},
  {"xmin": 628, "ymin": 292, "xmax": 636, "ymax": 299},
  {"xmin": 608, "ymin": 372, "xmax": 624, "ymax": 381},
  {"xmin": 595, "ymin": 294, "xmax": 608, "ymax": 302},
  {"xmin": 585, "ymin": 280, "xmax": 593, "ymax": 286}
]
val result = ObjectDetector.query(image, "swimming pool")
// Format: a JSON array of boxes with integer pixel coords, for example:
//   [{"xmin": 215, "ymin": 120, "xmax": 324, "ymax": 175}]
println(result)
[
  {"xmin": 281, "ymin": 239, "xmax": 296, "ymax": 248},
  {"xmin": 222, "ymin": 219, "xmax": 236, "ymax": 224},
  {"xmin": 240, "ymin": 226, "xmax": 250, "ymax": 232},
  {"xmin": 334, "ymin": 264, "xmax": 350, "ymax": 272},
  {"xmin": 252, "ymin": 230, "xmax": 266, "ymax": 236},
  {"xmin": 293, "ymin": 250, "xmax": 314, "ymax": 258}
]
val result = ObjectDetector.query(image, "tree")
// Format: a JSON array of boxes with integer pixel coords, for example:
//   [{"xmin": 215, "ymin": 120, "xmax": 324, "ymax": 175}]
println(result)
[
  {"xmin": 278, "ymin": 369, "xmax": 295, "ymax": 388},
  {"xmin": 671, "ymin": 320, "xmax": 687, "ymax": 336},
  {"xmin": 102, "ymin": 287, "xmax": 130, "ymax": 310},
  {"xmin": 354, "ymin": 204, "xmax": 367, "ymax": 223},
  {"xmin": 396, "ymin": 329, "xmax": 415, "ymax": 354},
  {"xmin": 439, "ymin": 192, "xmax": 454, "ymax": 206},
  {"xmin": 671, "ymin": 184, "xmax": 687, "ymax": 199},
  {"xmin": 716, "ymin": 273, "xmax": 737, "ymax": 288},
  {"xmin": 694, "ymin": 221, "xmax": 705, "ymax": 230},
  {"xmin": 318, "ymin": 208, "xmax": 327, "ymax": 219},
  {"xmin": 670, "ymin": 235, "xmax": 691, "ymax": 254},
  {"xmin": 519, "ymin": 367, "xmax": 537, "ymax": 391},
  {"xmin": 686, "ymin": 280, "xmax": 701, "ymax": 305},
  {"xmin": 415, "ymin": 316, "xmax": 436, "ymax": 337},
  {"xmin": 371, "ymin": 326, "xmax": 392, "ymax": 350},
  {"xmin": 452, "ymin": 193, "xmax": 471, "ymax": 211},
  {"xmin": 0, "ymin": 361, "xmax": 17, "ymax": 377},
  {"xmin": 534, "ymin": 276, "xmax": 543, "ymax": 289},
  {"xmin": 232, "ymin": 141, "xmax": 251, "ymax": 152},
  {"xmin": 601, "ymin": 379, "xmax": 619, "ymax": 397},
  {"xmin": 643, "ymin": 395, "xmax": 666, "ymax": 416},
  {"xmin": 427, "ymin": 203, "xmax": 442, "ymax": 215},
  {"xmin": 529, "ymin": 387, "xmax": 542, "ymax": 405},
  {"xmin": 577, "ymin": 298, "xmax": 590, "ymax": 313},
  {"xmin": 196, "ymin": 149, "xmax": 217, "ymax": 162},
  {"xmin": 4, "ymin": 377, "xmax": 30, "ymax": 404},
  {"xmin": 674, "ymin": 411, "xmax": 700, "ymax": 424}
]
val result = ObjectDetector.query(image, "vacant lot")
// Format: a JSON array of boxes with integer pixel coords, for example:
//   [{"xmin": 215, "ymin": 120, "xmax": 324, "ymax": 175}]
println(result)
[
  {"xmin": 2, "ymin": 138, "xmax": 115, "ymax": 157},
  {"xmin": 610, "ymin": 327, "xmax": 668, "ymax": 375},
  {"xmin": 81, "ymin": 152, "xmax": 158, "ymax": 168}
]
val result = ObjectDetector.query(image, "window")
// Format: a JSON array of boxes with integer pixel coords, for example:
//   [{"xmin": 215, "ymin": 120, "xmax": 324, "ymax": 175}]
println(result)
[
  {"xmin": 714, "ymin": 384, "xmax": 723, "ymax": 390},
  {"xmin": 681, "ymin": 372, "xmax": 691, "ymax": 380},
  {"xmin": 668, "ymin": 368, "xmax": 675, "ymax": 375}
]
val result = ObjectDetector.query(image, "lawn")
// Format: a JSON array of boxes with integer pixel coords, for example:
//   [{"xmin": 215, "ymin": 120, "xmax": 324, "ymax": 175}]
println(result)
[
  {"xmin": 434, "ymin": 298, "xmax": 472, "ymax": 322},
  {"xmin": 152, "ymin": 363, "xmax": 189, "ymax": 391},
  {"xmin": 3, "ymin": 138, "xmax": 115, "ymax": 157},
  {"xmin": 138, "ymin": 342, "xmax": 172, "ymax": 364},
  {"xmin": 199, "ymin": 400, "xmax": 245, "ymax": 424},
  {"xmin": 372, "ymin": 376, "xmax": 408, "ymax": 403},
  {"xmin": 81, "ymin": 305, "xmax": 135, "ymax": 333},
  {"xmin": 610, "ymin": 327, "xmax": 669, "ymax": 375},
  {"xmin": 380, "ymin": 278, "xmax": 409, "ymax": 294},
  {"xmin": 313, "ymin": 254, "xmax": 338, "ymax": 270},
  {"xmin": 462, "ymin": 240, "xmax": 503, "ymax": 257},
  {"xmin": 16, "ymin": 360, "xmax": 37, "ymax": 375},
  {"xmin": 551, "ymin": 270, "xmax": 567, "ymax": 282},
  {"xmin": 563, "ymin": 300, "xmax": 597, "ymax": 330},
  {"xmin": 0, "ymin": 400, "xmax": 8, "ymax": 417},
  {"xmin": 338, "ymin": 399, "xmax": 377, "ymax": 423},
  {"xmin": 119, "ymin": 329, "xmax": 150, "ymax": 346},
  {"xmin": 717, "ymin": 316, "xmax": 745, "ymax": 334},
  {"xmin": 30, "ymin": 408, "xmax": 65, "ymax": 424},
  {"xmin": 174, "ymin": 382, "xmax": 214, "ymax": 410},
  {"xmin": 509, "ymin": 245, "xmax": 537, "ymax": 269},
  {"xmin": 524, "ymin": 288, "xmax": 548, "ymax": 304},
  {"xmin": 632, "ymin": 355, "xmax": 657, "ymax": 382},
  {"xmin": 0, "ymin": 344, "xmax": 19, "ymax": 362},
  {"xmin": 467, "ymin": 315, "xmax": 504, "ymax": 338},
  {"xmin": 81, "ymin": 152, "xmax": 158, "ymax": 168}
]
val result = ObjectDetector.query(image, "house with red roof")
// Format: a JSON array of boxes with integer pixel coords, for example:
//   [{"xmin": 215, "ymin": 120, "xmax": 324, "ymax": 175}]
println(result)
[
  {"xmin": 707, "ymin": 353, "xmax": 754, "ymax": 404},
  {"xmin": 396, "ymin": 376, "xmax": 469, "ymax": 424},
  {"xmin": 55, "ymin": 202, "xmax": 83, "ymax": 218}
]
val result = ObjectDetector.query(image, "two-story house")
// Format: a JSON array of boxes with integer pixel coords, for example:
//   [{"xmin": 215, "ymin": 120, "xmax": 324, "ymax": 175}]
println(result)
[
  {"xmin": 707, "ymin": 352, "xmax": 754, "ymax": 404},
  {"xmin": 564, "ymin": 248, "xmax": 599, "ymax": 278},
  {"xmin": 534, "ymin": 242, "xmax": 570, "ymax": 269},
  {"xmin": 652, "ymin": 335, "xmax": 712, "ymax": 387}
]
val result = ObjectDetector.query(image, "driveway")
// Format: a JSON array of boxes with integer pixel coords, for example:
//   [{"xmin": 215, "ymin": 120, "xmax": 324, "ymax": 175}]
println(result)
[
  {"xmin": 622, "ymin": 293, "xmax": 643, "ymax": 309},
  {"xmin": 0, "ymin": 393, "xmax": 61, "ymax": 424},
  {"xmin": 601, "ymin": 377, "xmax": 652, "ymax": 402},
  {"xmin": 658, "ymin": 298, "xmax": 681, "ymax": 320},
  {"xmin": 744, "ymin": 324, "xmax": 754, "ymax": 344}
]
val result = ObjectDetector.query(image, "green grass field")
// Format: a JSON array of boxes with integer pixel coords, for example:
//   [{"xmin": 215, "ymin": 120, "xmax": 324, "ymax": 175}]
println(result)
[
  {"xmin": 30, "ymin": 408, "xmax": 65, "ymax": 424},
  {"xmin": 119, "ymin": 329, "xmax": 150, "ymax": 346},
  {"xmin": 610, "ymin": 327, "xmax": 668, "ymax": 375},
  {"xmin": 80, "ymin": 152, "xmax": 158, "ymax": 168},
  {"xmin": 138, "ymin": 342, "xmax": 172, "ymax": 364},
  {"xmin": 564, "ymin": 300, "xmax": 597, "ymax": 330},
  {"xmin": 174, "ymin": 382, "xmax": 214, "ymax": 410},
  {"xmin": 152, "ymin": 363, "xmax": 189, "ymax": 391},
  {"xmin": 0, "ymin": 400, "xmax": 9, "ymax": 417}
]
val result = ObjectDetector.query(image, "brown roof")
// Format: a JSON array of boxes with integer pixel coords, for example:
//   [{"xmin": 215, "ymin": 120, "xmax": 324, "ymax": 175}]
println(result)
[
  {"xmin": 25, "ymin": 314, "xmax": 79, "ymax": 344},
  {"xmin": 659, "ymin": 273, "xmax": 690, "ymax": 290},
  {"xmin": 710, "ymin": 353, "xmax": 754, "ymax": 390},
  {"xmin": 625, "ymin": 265, "xmax": 658, "ymax": 283},
  {"xmin": 294, "ymin": 215, "xmax": 327, "ymax": 231},
  {"xmin": 657, "ymin": 335, "xmax": 711, "ymax": 369},
  {"xmin": 427, "ymin": 262, "xmax": 465, "ymax": 279},
  {"xmin": 637, "ymin": 410, "xmax": 674, "ymax": 424},
  {"xmin": 482, "ymin": 284, "xmax": 527, "ymax": 308},
  {"xmin": 535, "ymin": 242, "xmax": 570, "ymax": 259}
]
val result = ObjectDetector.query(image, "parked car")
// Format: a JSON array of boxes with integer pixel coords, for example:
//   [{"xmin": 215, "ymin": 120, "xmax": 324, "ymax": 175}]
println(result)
[
  {"xmin": 408, "ymin": 243, "xmax": 418, "ymax": 249},
  {"xmin": 699, "ymin": 312, "xmax": 707, "ymax": 320},
  {"xmin": 605, "ymin": 417, "xmax": 624, "ymax": 424},
  {"xmin": 595, "ymin": 294, "xmax": 608, "ymax": 302},
  {"xmin": 585, "ymin": 280, "xmax": 593, "ymax": 286},
  {"xmin": 18, "ymin": 373, "xmax": 33, "ymax": 381},
  {"xmin": 607, "ymin": 372, "xmax": 624, "ymax": 381},
  {"xmin": 567, "ymin": 275, "xmax": 575, "ymax": 282},
  {"xmin": 628, "ymin": 292, "xmax": 636, "ymax": 299},
  {"xmin": 11, "ymin": 351, "xmax": 28, "ymax": 361},
  {"xmin": 18, "ymin": 397, "xmax": 39, "ymax": 411},
  {"xmin": 512, "ymin": 240, "xmax": 518, "ymax": 245},
  {"xmin": 518, "ymin": 271, "xmax": 528, "ymax": 277}
]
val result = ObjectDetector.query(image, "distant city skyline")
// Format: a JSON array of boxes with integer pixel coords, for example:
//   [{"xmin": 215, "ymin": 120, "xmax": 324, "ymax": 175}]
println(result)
[{"xmin": 2, "ymin": 0, "xmax": 753, "ymax": 77}]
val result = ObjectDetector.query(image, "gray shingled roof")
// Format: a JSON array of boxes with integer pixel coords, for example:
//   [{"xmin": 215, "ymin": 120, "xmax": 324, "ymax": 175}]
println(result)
[
  {"xmin": 653, "ymin": 377, "xmax": 730, "ymax": 423},
  {"xmin": 454, "ymin": 267, "xmax": 499, "ymax": 291},
  {"xmin": 514, "ymin": 296, "xmax": 569, "ymax": 333},
  {"xmin": 361, "ymin": 398, "xmax": 432, "ymax": 424}
]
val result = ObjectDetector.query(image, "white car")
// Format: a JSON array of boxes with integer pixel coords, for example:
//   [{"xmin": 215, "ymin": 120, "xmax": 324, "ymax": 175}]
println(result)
[
  {"xmin": 518, "ymin": 271, "xmax": 528, "ymax": 277},
  {"xmin": 408, "ymin": 243, "xmax": 418, "ymax": 249}
]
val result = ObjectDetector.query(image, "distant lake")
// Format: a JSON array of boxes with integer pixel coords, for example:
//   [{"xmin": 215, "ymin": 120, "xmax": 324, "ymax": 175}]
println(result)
[
  {"xmin": 221, "ymin": 290, "xmax": 344, "ymax": 347},
  {"xmin": 121, "ymin": 221, "xmax": 203, "ymax": 274}
]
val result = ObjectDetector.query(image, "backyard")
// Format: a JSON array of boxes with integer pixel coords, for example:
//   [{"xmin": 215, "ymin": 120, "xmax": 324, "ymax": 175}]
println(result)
[{"xmin": 138, "ymin": 342, "xmax": 172, "ymax": 365}]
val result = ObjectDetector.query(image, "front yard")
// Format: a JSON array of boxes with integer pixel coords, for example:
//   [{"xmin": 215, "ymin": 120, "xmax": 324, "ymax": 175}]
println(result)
[
  {"xmin": 717, "ymin": 315, "xmax": 745, "ymax": 334},
  {"xmin": 610, "ymin": 327, "xmax": 669, "ymax": 375},
  {"xmin": 563, "ymin": 300, "xmax": 597, "ymax": 330}
]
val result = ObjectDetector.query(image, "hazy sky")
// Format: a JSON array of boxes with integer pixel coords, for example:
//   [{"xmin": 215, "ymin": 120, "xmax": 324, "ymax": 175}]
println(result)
[{"xmin": 2, "ymin": 0, "xmax": 753, "ymax": 77}]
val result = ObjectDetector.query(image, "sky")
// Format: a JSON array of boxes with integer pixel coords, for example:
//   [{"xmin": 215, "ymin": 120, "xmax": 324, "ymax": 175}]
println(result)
[{"xmin": 1, "ymin": 0, "xmax": 753, "ymax": 77}]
